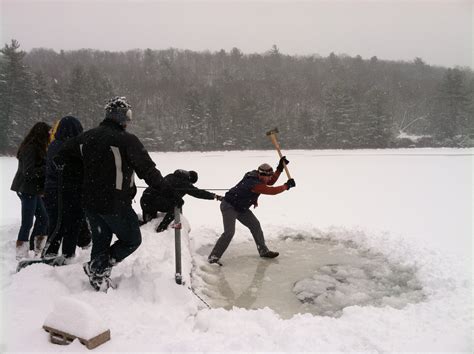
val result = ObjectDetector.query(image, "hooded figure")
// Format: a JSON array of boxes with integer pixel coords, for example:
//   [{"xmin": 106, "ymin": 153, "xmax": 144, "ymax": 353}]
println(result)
[
  {"xmin": 140, "ymin": 169, "xmax": 221, "ymax": 232},
  {"xmin": 43, "ymin": 116, "xmax": 89, "ymax": 262}
]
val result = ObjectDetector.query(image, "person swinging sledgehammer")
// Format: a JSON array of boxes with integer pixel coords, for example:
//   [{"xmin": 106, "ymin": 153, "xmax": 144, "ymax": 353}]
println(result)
[{"xmin": 208, "ymin": 156, "xmax": 296, "ymax": 265}]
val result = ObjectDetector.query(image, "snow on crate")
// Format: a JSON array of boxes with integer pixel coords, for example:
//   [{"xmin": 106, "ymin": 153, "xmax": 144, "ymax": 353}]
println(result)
[{"xmin": 43, "ymin": 296, "xmax": 110, "ymax": 349}]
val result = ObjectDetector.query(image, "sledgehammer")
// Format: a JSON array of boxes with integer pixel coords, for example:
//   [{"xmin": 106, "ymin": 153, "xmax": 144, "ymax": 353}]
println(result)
[{"xmin": 266, "ymin": 127, "xmax": 292, "ymax": 179}]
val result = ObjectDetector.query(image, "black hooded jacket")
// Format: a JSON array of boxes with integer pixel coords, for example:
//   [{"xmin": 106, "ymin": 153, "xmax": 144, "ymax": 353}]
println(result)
[
  {"xmin": 58, "ymin": 118, "xmax": 166, "ymax": 214},
  {"xmin": 45, "ymin": 116, "xmax": 83, "ymax": 194},
  {"xmin": 10, "ymin": 144, "xmax": 46, "ymax": 195},
  {"xmin": 141, "ymin": 169, "xmax": 215, "ymax": 212}
]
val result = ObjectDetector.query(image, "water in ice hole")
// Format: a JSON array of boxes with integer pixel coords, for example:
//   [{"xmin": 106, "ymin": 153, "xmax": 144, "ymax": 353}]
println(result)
[{"xmin": 194, "ymin": 236, "xmax": 425, "ymax": 318}]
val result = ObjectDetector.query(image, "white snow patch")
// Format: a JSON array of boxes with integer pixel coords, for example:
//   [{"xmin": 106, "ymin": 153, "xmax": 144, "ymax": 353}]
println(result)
[
  {"xmin": 0, "ymin": 149, "xmax": 472, "ymax": 352},
  {"xmin": 43, "ymin": 297, "xmax": 108, "ymax": 339}
]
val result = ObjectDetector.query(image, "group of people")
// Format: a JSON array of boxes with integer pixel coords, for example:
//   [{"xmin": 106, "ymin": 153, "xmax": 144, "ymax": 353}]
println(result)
[
  {"xmin": 11, "ymin": 116, "xmax": 90, "ymax": 264},
  {"xmin": 11, "ymin": 96, "xmax": 296, "ymax": 292}
]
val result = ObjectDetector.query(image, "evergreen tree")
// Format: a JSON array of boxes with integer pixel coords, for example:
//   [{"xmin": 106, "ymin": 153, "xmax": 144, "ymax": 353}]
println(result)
[
  {"xmin": 323, "ymin": 84, "xmax": 357, "ymax": 148},
  {"xmin": 0, "ymin": 39, "xmax": 35, "ymax": 151},
  {"xmin": 32, "ymin": 70, "xmax": 58, "ymax": 122},
  {"xmin": 431, "ymin": 68, "xmax": 469, "ymax": 139},
  {"xmin": 66, "ymin": 65, "xmax": 91, "ymax": 126},
  {"xmin": 206, "ymin": 86, "xmax": 223, "ymax": 148},
  {"xmin": 185, "ymin": 88, "xmax": 206, "ymax": 150},
  {"xmin": 2, "ymin": 43, "xmax": 474, "ymax": 151},
  {"xmin": 86, "ymin": 65, "xmax": 114, "ymax": 127},
  {"xmin": 362, "ymin": 87, "xmax": 392, "ymax": 148}
]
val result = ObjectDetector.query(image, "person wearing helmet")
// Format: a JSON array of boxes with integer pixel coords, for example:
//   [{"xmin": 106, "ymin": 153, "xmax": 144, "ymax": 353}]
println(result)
[
  {"xmin": 140, "ymin": 169, "xmax": 223, "ymax": 232},
  {"xmin": 57, "ymin": 96, "xmax": 170, "ymax": 291},
  {"xmin": 208, "ymin": 157, "xmax": 296, "ymax": 265}
]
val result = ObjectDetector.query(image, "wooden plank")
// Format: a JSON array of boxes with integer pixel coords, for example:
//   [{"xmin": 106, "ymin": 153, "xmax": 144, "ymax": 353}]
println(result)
[{"xmin": 43, "ymin": 325, "xmax": 111, "ymax": 349}]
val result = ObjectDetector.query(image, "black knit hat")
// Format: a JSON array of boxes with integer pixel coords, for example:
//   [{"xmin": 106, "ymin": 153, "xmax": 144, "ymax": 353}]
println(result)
[
  {"xmin": 104, "ymin": 96, "xmax": 132, "ymax": 125},
  {"xmin": 189, "ymin": 171, "xmax": 198, "ymax": 184}
]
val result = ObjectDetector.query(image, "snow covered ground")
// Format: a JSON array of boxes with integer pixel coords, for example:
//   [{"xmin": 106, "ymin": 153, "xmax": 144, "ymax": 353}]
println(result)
[{"xmin": 0, "ymin": 149, "xmax": 472, "ymax": 352}]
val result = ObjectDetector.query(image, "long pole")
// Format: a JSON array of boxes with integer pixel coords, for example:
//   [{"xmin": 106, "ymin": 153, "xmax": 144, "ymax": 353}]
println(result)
[{"xmin": 173, "ymin": 206, "xmax": 182, "ymax": 285}]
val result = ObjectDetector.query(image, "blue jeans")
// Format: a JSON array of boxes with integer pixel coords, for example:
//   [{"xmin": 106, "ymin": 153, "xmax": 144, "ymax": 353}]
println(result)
[
  {"xmin": 17, "ymin": 192, "xmax": 49, "ymax": 242},
  {"xmin": 86, "ymin": 205, "xmax": 142, "ymax": 274}
]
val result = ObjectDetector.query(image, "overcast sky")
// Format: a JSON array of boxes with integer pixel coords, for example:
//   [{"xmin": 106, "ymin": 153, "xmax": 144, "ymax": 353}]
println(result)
[{"xmin": 1, "ymin": 0, "xmax": 472, "ymax": 68}]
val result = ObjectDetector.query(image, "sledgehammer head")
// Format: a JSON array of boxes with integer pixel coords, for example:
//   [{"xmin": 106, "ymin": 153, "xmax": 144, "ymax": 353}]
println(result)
[{"xmin": 266, "ymin": 127, "xmax": 279, "ymax": 136}]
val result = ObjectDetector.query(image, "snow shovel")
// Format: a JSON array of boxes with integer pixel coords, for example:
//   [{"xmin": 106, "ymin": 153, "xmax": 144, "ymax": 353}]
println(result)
[{"xmin": 266, "ymin": 127, "xmax": 292, "ymax": 179}]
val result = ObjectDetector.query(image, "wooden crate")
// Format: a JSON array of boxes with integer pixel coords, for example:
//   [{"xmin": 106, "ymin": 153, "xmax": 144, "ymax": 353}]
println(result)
[{"xmin": 43, "ymin": 325, "xmax": 111, "ymax": 349}]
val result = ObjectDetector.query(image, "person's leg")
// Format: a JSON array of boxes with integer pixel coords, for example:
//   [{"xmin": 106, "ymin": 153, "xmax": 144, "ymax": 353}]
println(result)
[
  {"xmin": 16, "ymin": 192, "xmax": 36, "ymax": 258},
  {"xmin": 30, "ymin": 196, "xmax": 48, "ymax": 236},
  {"xmin": 17, "ymin": 192, "xmax": 36, "ymax": 242},
  {"xmin": 140, "ymin": 195, "xmax": 162, "ymax": 223},
  {"xmin": 156, "ymin": 208, "xmax": 175, "ymax": 232},
  {"xmin": 236, "ymin": 209, "xmax": 267, "ymax": 254},
  {"xmin": 76, "ymin": 217, "xmax": 91, "ymax": 248},
  {"xmin": 208, "ymin": 201, "xmax": 238, "ymax": 261},
  {"xmin": 43, "ymin": 192, "xmax": 60, "ymax": 256},
  {"xmin": 30, "ymin": 196, "xmax": 49, "ymax": 255},
  {"xmin": 86, "ymin": 210, "xmax": 114, "ymax": 275},
  {"xmin": 237, "ymin": 210, "xmax": 279, "ymax": 258},
  {"xmin": 60, "ymin": 192, "xmax": 84, "ymax": 258},
  {"xmin": 103, "ymin": 205, "xmax": 142, "ymax": 264}
]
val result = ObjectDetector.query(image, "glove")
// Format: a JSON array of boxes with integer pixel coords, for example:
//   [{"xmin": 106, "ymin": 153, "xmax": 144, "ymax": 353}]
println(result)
[
  {"xmin": 277, "ymin": 156, "xmax": 289, "ymax": 172},
  {"xmin": 215, "ymin": 194, "xmax": 224, "ymax": 201},
  {"xmin": 285, "ymin": 178, "xmax": 296, "ymax": 190},
  {"xmin": 156, "ymin": 225, "xmax": 167, "ymax": 233}
]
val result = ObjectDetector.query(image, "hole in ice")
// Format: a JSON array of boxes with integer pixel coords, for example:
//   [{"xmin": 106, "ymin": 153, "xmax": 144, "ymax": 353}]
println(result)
[{"xmin": 193, "ymin": 235, "xmax": 425, "ymax": 318}]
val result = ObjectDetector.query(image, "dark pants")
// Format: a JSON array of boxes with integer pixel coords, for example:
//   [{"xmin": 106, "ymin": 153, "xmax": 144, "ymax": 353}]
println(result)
[
  {"xmin": 86, "ymin": 204, "xmax": 142, "ymax": 274},
  {"xmin": 141, "ymin": 195, "xmax": 182, "ymax": 230},
  {"xmin": 16, "ymin": 192, "xmax": 48, "ymax": 242},
  {"xmin": 44, "ymin": 190, "xmax": 85, "ymax": 258},
  {"xmin": 209, "ymin": 200, "xmax": 268, "ymax": 259}
]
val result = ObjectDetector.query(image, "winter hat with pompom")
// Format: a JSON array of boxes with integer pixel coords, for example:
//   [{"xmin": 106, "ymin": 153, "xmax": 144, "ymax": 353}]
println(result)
[{"xmin": 105, "ymin": 96, "xmax": 132, "ymax": 125}]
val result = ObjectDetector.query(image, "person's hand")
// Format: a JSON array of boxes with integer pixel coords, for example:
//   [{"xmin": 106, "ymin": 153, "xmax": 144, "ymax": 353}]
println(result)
[
  {"xmin": 285, "ymin": 178, "xmax": 296, "ymax": 190},
  {"xmin": 156, "ymin": 225, "xmax": 167, "ymax": 233},
  {"xmin": 215, "ymin": 194, "xmax": 224, "ymax": 201},
  {"xmin": 277, "ymin": 156, "xmax": 289, "ymax": 172}
]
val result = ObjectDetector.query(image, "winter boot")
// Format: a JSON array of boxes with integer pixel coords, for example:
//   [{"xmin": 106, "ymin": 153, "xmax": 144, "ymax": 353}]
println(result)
[
  {"xmin": 260, "ymin": 249, "xmax": 279, "ymax": 258},
  {"xmin": 83, "ymin": 261, "xmax": 114, "ymax": 292},
  {"xmin": 16, "ymin": 240, "xmax": 29, "ymax": 260},
  {"xmin": 34, "ymin": 235, "xmax": 47, "ymax": 257},
  {"xmin": 208, "ymin": 255, "xmax": 223, "ymax": 266}
]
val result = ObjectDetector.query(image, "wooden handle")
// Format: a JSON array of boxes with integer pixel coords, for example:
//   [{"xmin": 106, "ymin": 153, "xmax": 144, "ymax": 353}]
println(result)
[{"xmin": 269, "ymin": 134, "xmax": 292, "ymax": 179}]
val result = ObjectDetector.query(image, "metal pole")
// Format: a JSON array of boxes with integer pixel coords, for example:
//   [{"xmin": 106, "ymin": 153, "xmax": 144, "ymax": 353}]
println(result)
[{"xmin": 173, "ymin": 206, "xmax": 182, "ymax": 285}]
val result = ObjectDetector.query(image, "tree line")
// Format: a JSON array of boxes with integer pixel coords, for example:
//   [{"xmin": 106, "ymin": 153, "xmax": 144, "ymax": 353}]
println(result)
[{"xmin": 1, "ymin": 39, "xmax": 473, "ymax": 154}]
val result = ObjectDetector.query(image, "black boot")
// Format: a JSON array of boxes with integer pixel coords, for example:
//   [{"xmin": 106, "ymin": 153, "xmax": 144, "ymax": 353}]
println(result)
[
  {"xmin": 260, "ymin": 250, "xmax": 279, "ymax": 258},
  {"xmin": 208, "ymin": 255, "xmax": 223, "ymax": 266},
  {"xmin": 83, "ymin": 261, "xmax": 114, "ymax": 292}
]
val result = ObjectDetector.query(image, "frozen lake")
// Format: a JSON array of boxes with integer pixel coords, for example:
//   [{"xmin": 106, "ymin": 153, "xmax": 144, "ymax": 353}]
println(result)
[
  {"xmin": 1, "ymin": 148, "xmax": 471, "ymax": 352},
  {"xmin": 194, "ymin": 235, "xmax": 424, "ymax": 318}
]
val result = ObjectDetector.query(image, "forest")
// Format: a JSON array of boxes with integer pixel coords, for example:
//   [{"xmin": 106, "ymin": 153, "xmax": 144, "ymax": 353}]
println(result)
[{"xmin": 1, "ymin": 39, "xmax": 473, "ymax": 153}]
